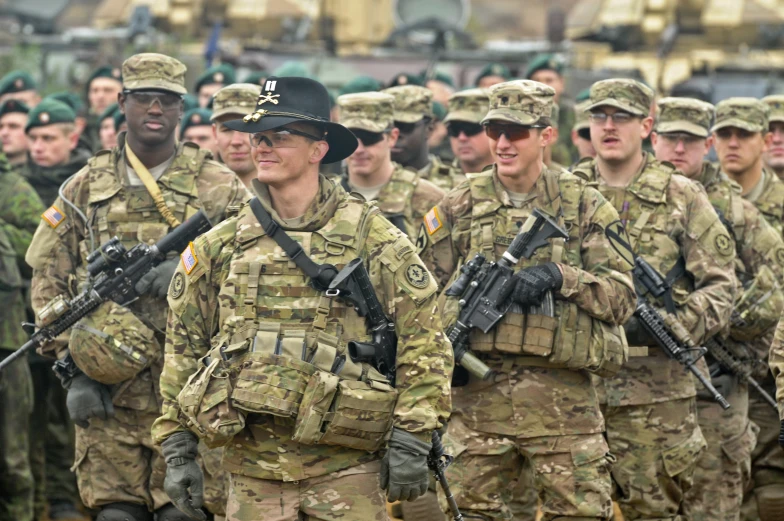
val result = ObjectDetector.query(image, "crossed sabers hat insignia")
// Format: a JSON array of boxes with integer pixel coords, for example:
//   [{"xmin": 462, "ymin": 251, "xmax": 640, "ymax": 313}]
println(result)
[{"xmin": 258, "ymin": 92, "xmax": 280, "ymax": 105}]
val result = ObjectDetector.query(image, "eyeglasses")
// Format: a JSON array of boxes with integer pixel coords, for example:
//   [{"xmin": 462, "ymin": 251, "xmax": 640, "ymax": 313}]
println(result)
[
  {"xmin": 483, "ymin": 123, "xmax": 544, "ymax": 141},
  {"xmin": 447, "ymin": 122, "xmax": 483, "ymax": 138},
  {"xmin": 715, "ymin": 127, "xmax": 755, "ymax": 140},
  {"xmin": 249, "ymin": 127, "xmax": 324, "ymax": 148},
  {"xmin": 351, "ymin": 129, "xmax": 387, "ymax": 147},
  {"xmin": 124, "ymin": 90, "xmax": 182, "ymax": 110},
  {"xmin": 577, "ymin": 128, "xmax": 591, "ymax": 141},
  {"xmin": 588, "ymin": 112, "xmax": 637, "ymax": 125},
  {"xmin": 395, "ymin": 120, "xmax": 427, "ymax": 134},
  {"xmin": 658, "ymin": 132, "xmax": 704, "ymax": 146}
]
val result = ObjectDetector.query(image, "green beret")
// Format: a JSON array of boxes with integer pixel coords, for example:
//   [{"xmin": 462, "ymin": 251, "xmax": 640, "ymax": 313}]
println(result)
[
  {"xmin": 46, "ymin": 92, "xmax": 85, "ymax": 116},
  {"xmin": 87, "ymin": 66, "xmax": 122, "ymax": 87},
  {"xmin": 182, "ymin": 94, "xmax": 199, "ymax": 112},
  {"xmin": 388, "ymin": 73, "xmax": 424, "ymax": 88},
  {"xmin": 0, "ymin": 70, "xmax": 36, "ymax": 96},
  {"xmin": 180, "ymin": 108, "xmax": 213, "ymax": 139},
  {"xmin": 575, "ymin": 88, "xmax": 591, "ymax": 103},
  {"xmin": 25, "ymin": 99, "xmax": 75, "ymax": 132},
  {"xmin": 432, "ymin": 101, "xmax": 447, "ymax": 121},
  {"xmin": 339, "ymin": 76, "xmax": 383, "ymax": 96},
  {"xmin": 0, "ymin": 99, "xmax": 29, "ymax": 118},
  {"xmin": 194, "ymin": 64, "xmax": 236, "ymax": 94},
  {"xmin": 99, "ymin": 103, "xmax": 120, "ymax": 122},
  {"xmin": 243, "ymin": 70, "xmax": 269, "ymax": 87},
  {"xmin": 113, "ymin": 110, "xmax": 126, "ymax": 132},
  {"xmin": 474, "ymin": 63, "xmax": 512, "ymax": 85},
  {"xmin": 423, "ymin": 70, "xmax": 454, "ymax": 88},
  {"xmin": 525, "ymin": 54, "xmax": 564, "ymax": 79},
  {"xmin": 272, "ymin": 61, "xmax": 313, "ymax": 79}
]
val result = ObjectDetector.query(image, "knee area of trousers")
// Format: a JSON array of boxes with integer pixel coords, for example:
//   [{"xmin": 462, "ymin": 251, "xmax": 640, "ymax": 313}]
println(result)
[
  {"xmin": 155, "ymin": 504, "xmax": 211, "ymax": 521},
  {"xmin": 96, "ymin": 502, "xmax": 152, "ymax": 521},
  {"xmin": 755, "ymin": 484, "xmax": 784, "ymax": 521}
]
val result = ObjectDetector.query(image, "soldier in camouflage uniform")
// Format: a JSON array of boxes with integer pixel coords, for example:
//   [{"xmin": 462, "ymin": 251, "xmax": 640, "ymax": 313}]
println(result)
[
  {"xmin": 0, "ymin": 150, "xmax": 45, "ymax": 521},
  {"xmin": 336, "ymin": 91, "xmax": 444, "ymax": 241},
  {"xmin": 650, "ymin": 97, "xmax": 784, "ymax": 521},
  {"xmin": 418, "ymin": 79, "xmax": 636, "ymax": 520},
  {"xmin": 25, "ymin": 53, "xmax": 248, "ymax": 521},
  {"xmin": 210, "ymin": 83, "xmax": 262, "ymax": 187},
  {"xmin": 710, "ymin": 98, "xmax": 784, "ymax": 521},
  {"xmin": 762, "ymin": 95, "xmax": 784, "ymax": 181},
  {"xmin": 151, "ymin": 75, "xmax": 453, "ymax": 521},
  {"xmin": 382, "ymin": 85, "xmax": 464, "ymax": 191},
  {"xmin": 572, "ymin": 79, "xmax": 738, "ymax": 521},
  {"xmin": 570, "ymin": 97, "xmax": 595, "ymax": 164},
  {"xmin": 444, "ymin": 88, "xmax": 491, "ymax": 178}
]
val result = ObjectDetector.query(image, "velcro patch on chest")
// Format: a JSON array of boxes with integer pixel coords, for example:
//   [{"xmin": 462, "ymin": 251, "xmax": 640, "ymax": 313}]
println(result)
[
  {"xmin": 42, "ymin": 205, "xmax": 65, "ymax": 229},
  {"xmin": 181, "ymin": 242, "xmax": 199, "ymax": 274}
]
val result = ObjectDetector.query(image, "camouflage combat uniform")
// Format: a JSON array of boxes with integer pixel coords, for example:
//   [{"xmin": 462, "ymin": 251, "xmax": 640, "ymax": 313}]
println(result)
[
  {"xmin": 336, "ymin": 91, "xmax": 445, "ymax": 241},
  {"xmin": 574, "ymin": 81, "xmax": 737, "ymax": 521},
  {"xmin": 25, "ymin": 54, "xmax": 248, "ymax": 516},
  {"xmin": 0, "ymin": 151, "xmax": 45, "ymax": 521},
  {"xmin": 712, "ymin": 98, "xmax": 784, "ymax": 521},
  {"xmin": 653, "ymin": 98, "xmax": 783, "ymax": 521},
  {"xmin": 443, "ymin": 88, "xmax": 489, "ymax": 180},
  {"xmin": 762, "ymin": 95, "xmax": 784, "ymax": 181},
  {"xmin": 420, "ymin": 80, "xmax": 636, "ymax": 521},
  {"xmin": 151, "ymin": 173, "xmax": 453, "ymax": 520}
]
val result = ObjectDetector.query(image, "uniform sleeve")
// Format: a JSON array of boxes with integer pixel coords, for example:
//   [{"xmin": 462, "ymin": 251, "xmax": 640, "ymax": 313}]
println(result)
[
  {"xmin": 25, "ymin": 172, "xmax": 88, "ymax": 358},
  {"xmin": 674, "ymin": 183, "xmax": 737, "ymax": 344},
  {"xmin": 195, "ymin": 161, "xmax": 252, "ymax": 224},
  {"xmin": 152, "ymin": 229, "xmax": 230, "ymax": 445},
  {"xmin": 364, "ymin": 214, "xmax": 453, "ymax": 437},
  {"xmin": 0, "ymin": 176, "xmax": 44, "ymax": 266},
  {"xmin": 768, "ymin": 316, "xmax": 784, "ymax": 420},
  {"xmin": 558, "ymin": 187, "xmax": 636, "ymax": 325},
  {"xmin": 417, "ymin": 189, "xmax": 467, "ymax": 290}
]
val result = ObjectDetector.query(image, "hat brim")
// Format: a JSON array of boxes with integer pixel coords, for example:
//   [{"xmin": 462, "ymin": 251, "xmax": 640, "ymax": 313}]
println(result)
[
  {"xmin": 211, "ymin": 107, "xmax": 255, "ymax": 121},
  {"xmin": 223, "ymin": 114, "xmax": 357, "ymax": 164},
  {"xmin": 584, "ymin": 100, "xmax": 647, "ymax": 117},
  {"xmin": 394, "ymin": 113, "xmax": 426, "ymax": 123},
  {"xmin": 481, "ymin": 109, "xmax": 539, "ymax": 126},
  {"xmin": 572, "ymin": 121, "xmax": 590, "ymax": 131},
  {"xmin": 769, "ymin": 115, "xmax": 784, "ymax": 124},
  {"xmin": 655, "ymin": 121, "xmax": 709, "ymax": 138},
  {"xmin": 443, "ymin": 110, "xmax": 484, "ymax": 124},
  {"xmin": 711, "ymin": 119, "xmax": 765, "ymax": 133},
  {"xmin": 123, "ymin": 79, "xmax": 187, "ymax": 95},
  {"xmin": 342, "ymin": 118, "xmax": 390, "ymax": 133}
]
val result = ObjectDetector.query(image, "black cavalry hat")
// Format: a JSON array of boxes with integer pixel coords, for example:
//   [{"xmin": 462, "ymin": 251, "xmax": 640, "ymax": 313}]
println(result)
[{"xmin": 223, "ymin": 76, "xmax": 357, "ymax": 164}]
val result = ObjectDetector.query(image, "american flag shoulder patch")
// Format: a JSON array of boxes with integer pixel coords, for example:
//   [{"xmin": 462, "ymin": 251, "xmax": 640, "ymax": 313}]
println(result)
[
  {"xmin": 42, "ymin": 205, "xmax": 65, "ymax": 229},
  {"xmin": 424, "ymin": 207, "xmax": 442, "ymax": 235},
  {"xmin": 181, "ymin": 242, "xmax": 198, "ymax": 274}
]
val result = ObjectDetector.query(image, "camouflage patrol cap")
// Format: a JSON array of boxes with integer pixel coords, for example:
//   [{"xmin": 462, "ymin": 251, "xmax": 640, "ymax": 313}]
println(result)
[
  {"xmin": 655, "ymin": 97, "xmax": 714, "ymax": 138},
  {"xmin": 712, "ymin": 97, "xmax": 769, "ymax": 133},
  {"xmin": 481, "ymin": 80, "xmax": 555, "ymax": 126},
  {"xmin": 122, "ymin": 53, "xmax": 188, "ymax": 95},
  {"xmin": 338, "ymin": 92, "xmax": 395, "ymax": 133},
  {"xmin": 443, "ymin": 88, "xmax": 490, "ymax": 125},
  {"xmin": 382, "ymin": 85, "xmax": 434, "ymax": 123},
  {"xmin": 0, "ymin": 71, "xmax": 36, "ymax": 96},
  {"xmin": 572, "ymin": 100, "xmax": 591, "ymax": 132},
  {"xmin": 25, "ymin": 99, "xmax": 75, "ymax": 132},
  {"xmin": 211, "ymin": 83, "xmax": 262, "ymax": 121},
  {"xmin": 586, "ymin": 79, "xmax": 653, "ymax": 117},
  {"xmin": 762, "ymin": 95, "xmax": 784, "ymax": 124}
]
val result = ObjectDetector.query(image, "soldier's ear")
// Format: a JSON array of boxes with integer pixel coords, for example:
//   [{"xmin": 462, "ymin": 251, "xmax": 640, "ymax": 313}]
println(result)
[
  {"xmin": 763, "ymin": 132, "xmax": 773, "ymax": 151},
  {"xmin": 118, "ymin": 92, "xmax": 126, "ymax": 114},
  {"xmin": 388, "ymin": 127, "xmax": 400, "ymax": 148},
  {"xmin": 309, "ymin": 140, "xmax": 329, "ymax": 164},
  {"xmin": 640, "ymin": 116, "xmax": 654, "ymax": 140}
]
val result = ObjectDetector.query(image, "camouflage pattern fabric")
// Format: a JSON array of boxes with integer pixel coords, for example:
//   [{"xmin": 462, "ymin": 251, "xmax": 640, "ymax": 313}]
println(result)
[
  {"xmin": 24, "ymin": 133, "xmax": 247, "ymax": 513},
  {"xmin": 225, "ymin": 462, "xmax": 386, "ymax": 521},
  {"xmin": 22, "ymin": 145, "xmax": 92, "ymax": 207},
  {"xmin": 152, "ymin": 176, "xmax": 452, "ymax": 489},
  {"xmin": 211, "ymin": 83, "xmax": 262, "ymax": 121},
  {"xmin": 481, "ymin": 80, "xmax": 555, "ymax": 126},
  {"xmin": 507, "ymin": 459, "xmax": 537, "ymax": 521},
  {"xmin": 573, "ymin": 100, "xmax": 591, "ymax": 132},
  {"xmin": 554, "ymin": 97, "xmax": 577, "ymax": 165},
  {"xmin": 712, "ymin": 98, "xmax": 769, "ymax": 133},
  {"xmin": 656, "ymin": 97, "xmax": 714, "ymax": 138},
  {"xmin": 419, "ymin": 154, "xmax": 466, "ymax": 192},
  {"xmin": 338, "ymin": 92, "xmax": 395, "ymax": 133},
  {"xmin": 761, "ymin": 95, "xmax": 784, "ymax": 124},
  {"xmin": 585, "ymin": 79, "xmax": 653, "ymax": 117},
  {"xmin": 443, "ymin": 88, "xmax": 489, "ymax": 125},
  {"xmin": 122, "ymin": 53, "xmax": 188, "ymax": 94},
  {"xmin": 382, "ymin": 85, "xmax": 434, "ymax": 123}
]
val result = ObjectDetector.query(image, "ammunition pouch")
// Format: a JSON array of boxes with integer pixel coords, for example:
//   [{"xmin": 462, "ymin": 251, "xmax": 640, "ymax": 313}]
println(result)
[{"xmin": 69, "ymin": 300, "xmax": 160, "ymax": 385}]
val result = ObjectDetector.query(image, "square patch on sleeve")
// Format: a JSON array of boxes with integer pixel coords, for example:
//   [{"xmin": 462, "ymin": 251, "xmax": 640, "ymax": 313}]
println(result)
[
  {"xmin": 181, "ymin": 242, "xmax": 198, "ymax": 274},
  {"xmin": 42, "ymin": 205, "xmax": 65, "ymax": 229},
  {"xmin": 425, "ymin": 207, "xmax": 442, "ymax": 235}
]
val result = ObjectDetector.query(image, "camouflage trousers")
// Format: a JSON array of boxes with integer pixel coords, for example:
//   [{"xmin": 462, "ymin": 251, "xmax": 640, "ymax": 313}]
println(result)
[
  {"xmin": 224, "ymin": 461, "xmax": 387, "ymax": 521},
  {"xmin": 604, "ymin": 397, "xmax": 706, "ymax": 521},
  {"xmin": 439, "ymin": 414, "xmax": 614, "ymax": 520},
  {"xmin": 0, "ymin": 352, "xmax": 34, "ymax": 521},
  {"xmin": 741, "ymin": 377, "xmax": 784, "ymax": 521},
  {"xmin": 683, "ymin": 380, "xmax": 757, "ymax": 521},
  {"xmin": 507, "ymin": 459, "xmax": 537, "ymax": 521}
]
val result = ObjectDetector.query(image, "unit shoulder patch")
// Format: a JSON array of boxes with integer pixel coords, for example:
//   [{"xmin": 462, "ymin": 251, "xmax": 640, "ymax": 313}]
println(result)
[{"xmin": 42, "ymin": 205, "xmax": 65, "ymax": 229}]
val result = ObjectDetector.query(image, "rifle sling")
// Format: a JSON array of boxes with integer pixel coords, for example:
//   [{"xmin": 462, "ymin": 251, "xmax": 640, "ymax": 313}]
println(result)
[{"xmin": 249, "ymin": 197, "xmax": 337, "ymax": 291}]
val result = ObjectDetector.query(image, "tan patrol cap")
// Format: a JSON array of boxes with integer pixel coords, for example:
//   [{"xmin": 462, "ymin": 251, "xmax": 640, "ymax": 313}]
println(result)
[
  {"xmin": 573, "ymin": 100, "xmax": 591, "ymax": 132},
  {"xmin": 338, "ymin": 92, "xmax": 395, "ymax": 133},
  {"xmin": 762, "ymin": 95, "xmax": 784, "ymax": 124},
  {"xmin": 211, "ymin": 83, "xmax": 262, "ymax": 121},
  {"xmin": 712, "ymin": 97, "xmax": 769, "ymax": 133},
  {"xmin": 122, "ymin": 53, "xmax": 187, "ymax": 95},
  {"xmin": 586, "ymin": 78, "xmax": 653, "ymax": 117},
  {"xmin": 655, "ymin": 97, "xmax": 714, "ymax": 138},
  {"xmin": 481, "ymin": 80, "xmax": 555, "ymax": 126},
  {"xmin": 381, "ymin": 85, "xmax": 434, "ymax": 123},
  {"xmin": 443, "ymin": 88, "xmax": 489, "ymax": 125}
]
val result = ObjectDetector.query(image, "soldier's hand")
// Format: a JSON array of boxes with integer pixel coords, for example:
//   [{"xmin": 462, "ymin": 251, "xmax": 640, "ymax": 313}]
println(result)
[
  {"xmin": 380, "ymin": 428, "xmax": 431, "ymax": 502},
  {"xmin": 162, "ymin": 432, "xmax": 207, "ymax": 521},
  {"xmin": 623, "ymin": 316, "xmax": 655, "ymax": 346},
  {"xmin": 65, "ymin": 373, "xmax": 115, "ymax": 428},
  {"xmin": 135, "ymin": 257, "xmax": 180, "ymax": 299},
  {"xmin": 697, "ymin": 373, "xmax": 734, "ymax": 402},
  {"xmin": 512, "ymin": 263, "xmax": 563, "ymax": 307}
]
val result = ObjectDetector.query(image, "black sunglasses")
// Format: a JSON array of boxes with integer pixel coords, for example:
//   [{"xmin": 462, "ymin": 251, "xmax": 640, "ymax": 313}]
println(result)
[
  {"xmin": 447, "ymin": 122, "xmax": 484, "ymax": 138},
  {"xmin": 395, "ymin": 119, "xmax": 427, "ymax": 134},
  {"xmin": 351, "ymin": 129, "xmax": 387, "ymax": 147}
]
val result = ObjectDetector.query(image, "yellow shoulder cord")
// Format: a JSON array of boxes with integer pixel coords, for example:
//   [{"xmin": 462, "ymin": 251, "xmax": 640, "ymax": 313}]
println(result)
[{"xmin": 124, "ymin": 143, "xmax": 181, "ymax": 228}]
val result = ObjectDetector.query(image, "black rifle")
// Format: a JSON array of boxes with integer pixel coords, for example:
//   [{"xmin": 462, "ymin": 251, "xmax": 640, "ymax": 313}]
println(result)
[
  {"xmin": 0, "ymin": 210, "xmax": 211, "ymax": 372},
  {"xmin": 445, "ymin": 208, "xmax": 569, "ymax": 380},
  {"xmin": 633, "ymin": 257, "xmax": 731, "ymax": 409},
  {"xmin": 327, "ymin": 258, "xmax": 464, "ymax": 521},
  {"xmin": 704, "ymin": 336, "xmax": 777, "ymax": 410}
]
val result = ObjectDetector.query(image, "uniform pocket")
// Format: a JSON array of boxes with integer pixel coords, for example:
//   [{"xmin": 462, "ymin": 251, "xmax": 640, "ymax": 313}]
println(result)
[
  {"xmin": 721, "ymin": 420, "xmax": 759, "ymax": 464},
  {"xmin": 661, "ymin": 427, "xmax": 706, "ymax": 477}
]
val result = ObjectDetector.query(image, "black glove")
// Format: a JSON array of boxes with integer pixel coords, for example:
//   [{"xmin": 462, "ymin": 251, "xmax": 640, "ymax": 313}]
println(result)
[
  {"xmin": 135, "ymin": 257, "xmax": 180, "ymax": 299},
  {"xmin": 380, "ymin": 428, "xmax": 432, "ymax": 502},
  {"xmin": 623, "ymin": 316, "xmax": 656, "ymax": 346},
  {"xmin": 512, "ymin": 263, "xmax": 563, "ymax": 307},
  {"xmin": 65, "ymin": 373, "xmax": 115, "ymax": 428},
  {"xmin": 162, "ymin": 432, "xmax": 207, "ymax": 521},
  {"xmin": 779, "ymin": 420, "xmax": 784, "ymax": 449}
]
